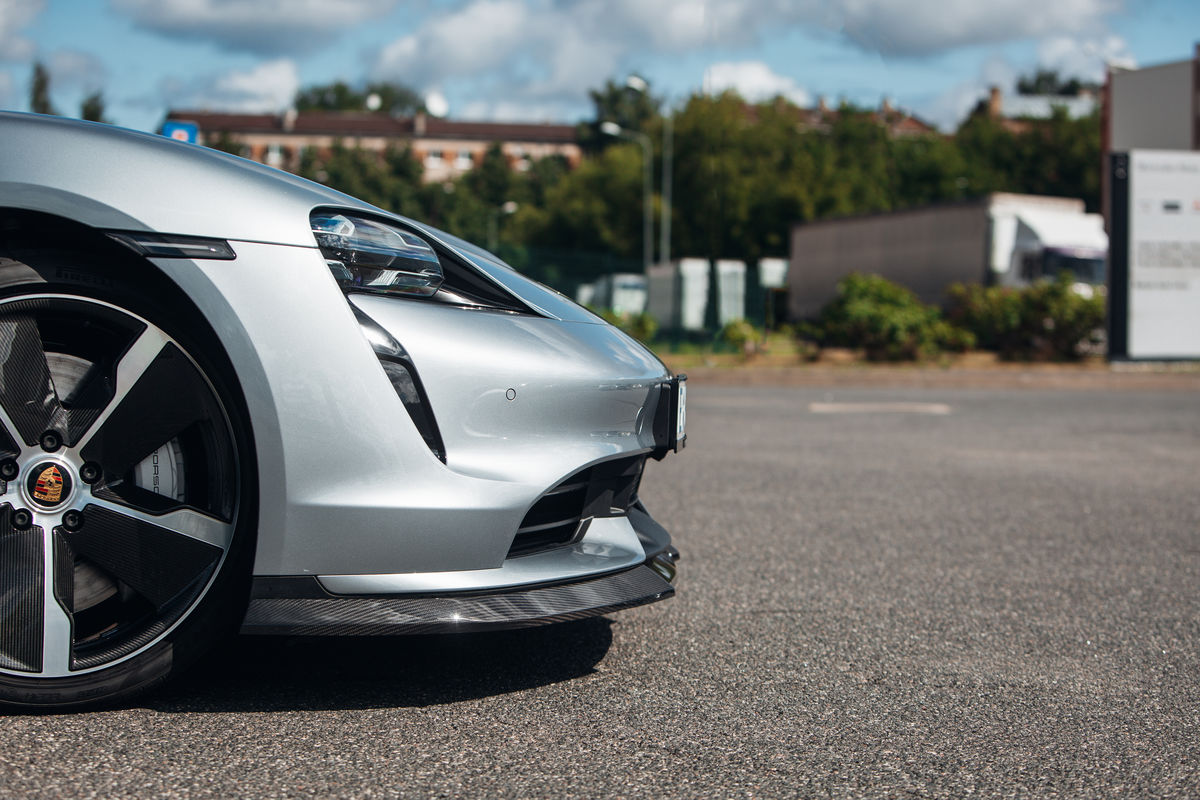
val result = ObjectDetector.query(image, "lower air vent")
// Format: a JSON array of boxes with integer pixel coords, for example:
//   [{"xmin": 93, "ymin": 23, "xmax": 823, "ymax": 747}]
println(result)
[{"xmin": 508, "ymin": 455, "xmax": 646, "ymax": 558}]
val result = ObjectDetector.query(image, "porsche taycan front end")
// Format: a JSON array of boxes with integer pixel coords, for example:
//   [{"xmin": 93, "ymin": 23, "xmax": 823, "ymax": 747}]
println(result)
[{"xmin": 0, "ymin": 112, "xmax": 684, "ymax": 709}]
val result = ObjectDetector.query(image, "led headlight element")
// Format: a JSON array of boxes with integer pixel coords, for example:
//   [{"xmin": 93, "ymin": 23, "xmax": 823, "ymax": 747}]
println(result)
[{"xmin": 311, "ymin": 212, "xmax": 444, "ymax": 297}]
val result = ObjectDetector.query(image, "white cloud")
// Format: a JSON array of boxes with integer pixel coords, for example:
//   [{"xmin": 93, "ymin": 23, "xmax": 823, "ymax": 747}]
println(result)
[
  {"xmin": 915, "ymin": 32, "xmax": 1125, "ymax": 132},
  {"xmin": 372, "ymin": 0, "xmax": 628, "ymax": 118},
  {"xmin": 376, "ymin": 0, "xmax": 534, "ymax": 86},
  {"xmin": 457, "ymin": 98, "xmax": 579, "ymax": 122},
  {"xmin": 0, "ymin": 0, "xmax": 44, "ymax": 62},
  {"xmin": 918, "ymin": 54, "xmax": 1016, "ymax": 131},
  {"xmin": 830, "ymin": 0, "xmax": 1120, "ymax": 56},
  {"xmin": 113, "ymin": 0, "xmax": 397, "ymax": 55},
  {"xmin": 371, "ymin": 0, "xmax": 787, "ymax": 113},
  {"xmin": 371, "ymin": 0, "xmax": 1125, "ymax": 123},
  {"xmin": 921, "ymin": 82, "xmax": 990, "ymax": 132},
  {"xmin": 48, "ymin": 50, "xmax": 108, "ymax": 92},
  {"xmin": 162, "ymin": 58, "xmax": 300, "ymax": 112},
  {"xmin": 705, "ymin": 61, "xmax": 811, "ymax": 106},
  {"xmin": 1037, "ymin": 34, "xmax": 1135, "ymax": 82}
]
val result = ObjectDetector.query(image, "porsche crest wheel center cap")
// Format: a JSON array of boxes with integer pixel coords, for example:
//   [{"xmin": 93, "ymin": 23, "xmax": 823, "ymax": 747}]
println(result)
[{"xmin": 27, "ymin": 462, "xmax": 72, "ymax": 509}]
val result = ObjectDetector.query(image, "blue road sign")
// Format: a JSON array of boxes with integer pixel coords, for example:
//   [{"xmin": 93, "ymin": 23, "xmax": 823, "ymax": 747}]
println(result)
[{"xmin": 161, "ymin": 121, "xmax": 198, "ymax": 144}]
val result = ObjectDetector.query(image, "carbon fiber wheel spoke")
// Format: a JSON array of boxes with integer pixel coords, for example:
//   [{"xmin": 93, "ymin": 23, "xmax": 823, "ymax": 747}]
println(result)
[
  {"xmin": 63, "ymin": 505, "xmax": 222, "ymax": 613},
  {"xmin": 76, "ymin": 327, "xmax": 228, "ymax": 490},
  {"xmin": 84, "ymin": 496, "xmax": 234, "ymax": 551},
  {"xmin": 0, "ymin": 508, "xmax": 46, "ymax": 673},
  {"xmin": 72, "ymin": 326, "xmax": 170, "ymax": 460},
  {"xmin": 0, "ymin": 405, "xmax": 20, "ymax": 499},
  {"xmin": 0, "ymin": 415, "xmax": 19, "ymax": 460},
  {"xmin": 0, "ymin": 314, "xmax": 67, "ymax": 447}
]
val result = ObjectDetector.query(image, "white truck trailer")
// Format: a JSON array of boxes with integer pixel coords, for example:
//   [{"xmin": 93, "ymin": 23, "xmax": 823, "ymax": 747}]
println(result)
[{"xmin": 787, "ymin": 193, "xmax": 1107, "ymax": 319}]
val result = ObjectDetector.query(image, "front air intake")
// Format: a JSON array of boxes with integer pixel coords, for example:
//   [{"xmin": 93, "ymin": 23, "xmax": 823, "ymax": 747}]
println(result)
[{"xmin": 508, "ymin": 455, "xmax": 645, "ymax": 558}]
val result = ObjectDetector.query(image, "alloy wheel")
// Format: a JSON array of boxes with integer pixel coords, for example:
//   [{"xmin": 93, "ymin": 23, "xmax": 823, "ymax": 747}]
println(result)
[{"xmin": 0, "ymin": 294, "xmax": 239, "ymax": 678}]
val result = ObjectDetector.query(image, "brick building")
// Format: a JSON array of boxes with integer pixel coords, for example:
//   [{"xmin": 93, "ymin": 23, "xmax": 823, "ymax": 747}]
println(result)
[{"xmin": 163, "ymin": 110, "xmax": 583, "ymax": 182}]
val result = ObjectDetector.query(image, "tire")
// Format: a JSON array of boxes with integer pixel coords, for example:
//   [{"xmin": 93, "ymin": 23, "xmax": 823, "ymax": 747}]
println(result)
[{"xmin": 0, "ymin": 245, "xmax": 255, "ymax": 710}]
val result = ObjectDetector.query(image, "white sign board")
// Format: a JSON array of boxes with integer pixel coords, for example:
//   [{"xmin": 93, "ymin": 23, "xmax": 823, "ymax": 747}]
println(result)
[{"xmin": 1127, "ymin": 150, "xmax": 1200, "ymax": 359}]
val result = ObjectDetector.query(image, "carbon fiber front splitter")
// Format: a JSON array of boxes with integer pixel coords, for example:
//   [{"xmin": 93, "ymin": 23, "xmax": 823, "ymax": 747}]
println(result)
[{"xmin": 240, "ymin": 562, "xmax": 675, "ymax": 636}]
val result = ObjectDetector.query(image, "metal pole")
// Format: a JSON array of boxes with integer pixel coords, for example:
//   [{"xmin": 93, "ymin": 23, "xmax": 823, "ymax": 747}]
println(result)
[
  {"xmin": 487, "ymin": 201, "xmax": 518, "ymax": 253},
  {"xmin": 600, "ymin": 121, "xmax": 653, "ymax": 272},
  {"xmin": 661, "ymin": 113, "xmax": 672, "ymax": 267},
  {"xmin": 639, "ymin": 132, "xmax": 652, "ymax": 271}
]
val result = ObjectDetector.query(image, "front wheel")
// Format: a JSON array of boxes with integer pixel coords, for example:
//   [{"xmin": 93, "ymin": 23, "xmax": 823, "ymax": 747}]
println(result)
[{"xmin": 0, "ymin": 280, "xmax": 252, "ymax": 709}]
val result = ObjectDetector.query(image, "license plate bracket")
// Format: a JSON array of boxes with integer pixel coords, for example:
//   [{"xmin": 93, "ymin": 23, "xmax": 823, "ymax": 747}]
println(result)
[{"xmin": 652, "ymin": 374, "xmax": 687, "ymax": 455}]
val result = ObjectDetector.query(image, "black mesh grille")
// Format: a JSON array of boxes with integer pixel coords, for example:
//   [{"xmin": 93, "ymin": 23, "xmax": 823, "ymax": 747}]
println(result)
[{"xmin": 508, "ymin": 455, "xmax": 645, "ymax": 558}]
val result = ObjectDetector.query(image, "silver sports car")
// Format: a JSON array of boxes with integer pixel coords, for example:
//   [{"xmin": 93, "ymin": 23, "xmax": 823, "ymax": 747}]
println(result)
[{"xmin": 0, "ymin": 112, "xmax": 684, "ymax": 709}]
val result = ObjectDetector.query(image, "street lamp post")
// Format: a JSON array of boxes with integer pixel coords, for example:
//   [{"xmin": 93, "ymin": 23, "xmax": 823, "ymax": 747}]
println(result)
[
  {"xmin": 623, "ymin": 75, "xmax": 672, "ymax": 266},
  {"xmin": 600, "ymin": 121, "xmax": 653, "ymax": 272},
  {"xmin": 660, "ymin": 113, "xmax": 672, "ymax": 266},
  {"xmin": 487, "ymin": 200, "xmax": 518, "ymax": 252}
]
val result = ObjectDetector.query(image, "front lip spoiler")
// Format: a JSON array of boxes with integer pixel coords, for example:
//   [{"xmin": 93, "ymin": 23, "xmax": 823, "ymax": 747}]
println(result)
[{"xmin": 240, "ymin": 561, "xmax": 676, "ymax": 636}]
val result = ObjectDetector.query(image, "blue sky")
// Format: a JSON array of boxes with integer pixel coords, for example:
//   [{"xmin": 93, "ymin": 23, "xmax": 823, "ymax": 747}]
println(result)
[{"xmin": 1, "ymin": 0, "xmax": 1197, "ymax": 133}]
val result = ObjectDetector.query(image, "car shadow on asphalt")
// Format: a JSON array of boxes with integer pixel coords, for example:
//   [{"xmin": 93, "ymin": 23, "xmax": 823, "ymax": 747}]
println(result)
[{"xmin": 148, "ymin": 617, "xmax": 614, "ymax": 713}]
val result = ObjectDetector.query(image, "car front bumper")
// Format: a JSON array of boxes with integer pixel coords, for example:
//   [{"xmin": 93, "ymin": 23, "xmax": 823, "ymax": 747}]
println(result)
[
  {"xmin": 240, "ymin": 505, "xmax": 679, "ymax": 635},
  {"xmin": 240, "ymin": 555, "xmax": 677, "ymax": 636}
]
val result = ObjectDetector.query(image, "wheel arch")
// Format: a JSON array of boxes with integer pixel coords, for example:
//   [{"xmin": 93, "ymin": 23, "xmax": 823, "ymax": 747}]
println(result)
[{"xmin": 0, "ymin": 205, "xmax": 263, "ymax": 565}]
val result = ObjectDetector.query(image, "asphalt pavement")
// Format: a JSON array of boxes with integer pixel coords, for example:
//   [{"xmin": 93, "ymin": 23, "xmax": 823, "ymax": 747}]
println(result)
[{"xmin": 3, "ymin": 383, "xmax": 1198, "ymax": 798}]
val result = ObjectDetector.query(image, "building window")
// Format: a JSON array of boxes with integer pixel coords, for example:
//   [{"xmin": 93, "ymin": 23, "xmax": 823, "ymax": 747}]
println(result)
[
  {"xmin": 454, "ymin": 150, "xmax": 473, "ymax": 170},
  {"xmin": 424, "ymin": 149, "xmax": 444, "ymax": 167}
]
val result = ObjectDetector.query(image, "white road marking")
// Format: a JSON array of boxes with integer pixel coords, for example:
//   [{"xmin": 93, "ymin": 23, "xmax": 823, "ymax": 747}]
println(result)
[{"xmin": 808, "ymin": 402, "xmax": 952, "ymax": 415}]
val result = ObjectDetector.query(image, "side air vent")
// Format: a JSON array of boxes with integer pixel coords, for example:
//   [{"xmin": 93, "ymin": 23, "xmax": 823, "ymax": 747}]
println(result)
[{"xmin": 508, "ymin": 455, "xmax": 645, "ymax": 558}]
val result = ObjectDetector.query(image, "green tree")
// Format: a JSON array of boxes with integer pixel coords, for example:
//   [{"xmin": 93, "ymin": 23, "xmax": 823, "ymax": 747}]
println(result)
[
  {"xmin": 1016, "ymin": 69, "xmax": 1097, "ymax": 96},
  {"xmin": 889, "ymin": 134, "xmax": 970, "ymax": 206},
  {"xmin": 579, "ymin": 76, "xmax": 662, "ymax": 152},
  {"xmin": 521, "ymin": 154, "xmax": 569, "ymax": 207},
  {"xmin": 589, "ymin": 77, "xmax": 660, "ymax": 132},
  {"xmin": 518, "ymin": 142, "xmax": 644, "ymax": 267},
  {"xmin": 738, "ymin": 100, "xmax": 820, "ymax": 258},
  {"xmin": 956, "ymin": 105, "xmax": 1101, "ymax": 210},
  {"xmin": 817, "ymin": 105, "xmax": 893, "ymax": 217},
  {"xmin": 417, "ymin": 178, "xmax": 489, "ymax": 243},
  {"xmin": 955, "ymin": 110, "xmax": 1023, "ymax": 196},
  {"xmin": 206, "ymin": 131, "xmax": 247, "ymax": 157},
  {"xmin": 465, "ymin": 143, "xmax": 513, "ymax": 208},
  {"xmin": 295, "ymin": 81, "xmax": 424, "ymax": 114},
  {"xmin": 30, "ymin": 62, "xmax": 56, "ymax": 115},
  {"xmin": 79, "ymin": 91, "xmax": 108, "ymax": 123},
  {"xmin": 1017, "ymin": 108, "xmax": 1102, "ymax": 210},
  {"xmin": 298, "ymin": 141, "xmax": 423, "ymax": 217},
  {"xmin": 670, "ymin": 91, "xmax": 751, "ymax": 260}
]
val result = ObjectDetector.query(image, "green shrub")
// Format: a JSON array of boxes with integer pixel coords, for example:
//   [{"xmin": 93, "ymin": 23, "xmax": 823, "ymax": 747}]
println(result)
[
  {"xmin": 947, "ymin": 275, "xmax": 1105, "ymax": 360},
  {"xmin": 717, "ymin": 318, "xmax": 760, "ymax": 355},
  {"xmin": 598, "ymin": 309, "xmax": 659, "ymax": 344},
  {"xmin": 944, "ymin": 282, "xmax": 1025, "ymax": 354},
  {"xmin": 813, "ymin": 273, "xmax": 973, "ymax": 361}
]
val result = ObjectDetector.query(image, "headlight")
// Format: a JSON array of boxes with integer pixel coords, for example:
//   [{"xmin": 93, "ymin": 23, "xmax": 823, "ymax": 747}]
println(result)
[{"xmin": 311, "ymin": 211, "xmax": 444, "ymax": 297}]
